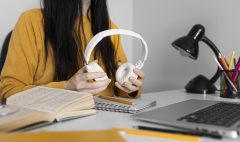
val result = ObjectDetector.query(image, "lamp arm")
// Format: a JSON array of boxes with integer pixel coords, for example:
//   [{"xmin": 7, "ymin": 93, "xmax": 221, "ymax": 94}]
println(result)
[{"xmin": 201, "ymin": 36, "xmax": 221, "ymax": 83}]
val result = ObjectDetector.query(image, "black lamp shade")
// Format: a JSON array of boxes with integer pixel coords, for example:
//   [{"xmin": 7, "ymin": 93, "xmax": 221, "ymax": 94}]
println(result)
[
  {"xmin": 172, "ymin": 37, "xmax": 199, "ymax": 59},
  {"xmin": 172, "ymin": 24, "xmax": 221, "ymax": 94},
  {"xmin": 172, "ymin": 24, "xmax": 205, "ymax": 60}
]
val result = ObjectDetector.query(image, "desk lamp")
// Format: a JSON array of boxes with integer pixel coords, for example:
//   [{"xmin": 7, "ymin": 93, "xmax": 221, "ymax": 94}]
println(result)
[{"xmin": 172, "ymin": 24, "xmax": 221, "ymax": 94}]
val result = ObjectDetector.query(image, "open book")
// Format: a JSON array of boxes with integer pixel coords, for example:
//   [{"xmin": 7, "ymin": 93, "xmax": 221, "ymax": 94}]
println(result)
[{"xmin": 0, "ymin": 87, "xmax": 96, "ymax": 132}]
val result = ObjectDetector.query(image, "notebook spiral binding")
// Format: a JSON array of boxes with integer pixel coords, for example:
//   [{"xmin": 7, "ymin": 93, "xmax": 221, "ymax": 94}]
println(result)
[
  {"xmin": 94, "ymin": 96, "xmax": 157, "ymax": 114},
  {"xmin": 95, "ymin": 102, "xmax": 133, "ymax": 113}
]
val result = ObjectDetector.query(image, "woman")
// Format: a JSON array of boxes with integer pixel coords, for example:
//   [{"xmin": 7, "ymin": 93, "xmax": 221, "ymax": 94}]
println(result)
[{"xmin": 0, "ymin": 0, "xmax": 144, "ymax": 99}]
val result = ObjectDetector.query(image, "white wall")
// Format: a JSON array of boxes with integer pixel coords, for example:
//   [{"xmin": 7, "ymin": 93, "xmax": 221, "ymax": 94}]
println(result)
[
  {"xmin": 0, "ymin": 0, "xmax": 133, "ymax": 60},
  {"xmin": 133, "ymin": 0, "xmax": 240, "ymax": 93},
  {"xmin": 108, "ymin": 0, "xmax": 133, "ymax": 61},
  {"xmin": 0, "ymin": 0, "xmax": 39, "ymax": 50}
]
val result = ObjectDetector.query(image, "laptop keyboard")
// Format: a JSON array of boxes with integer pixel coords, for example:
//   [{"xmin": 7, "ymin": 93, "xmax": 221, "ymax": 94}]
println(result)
[{"xmin": 177, "ymin": 103, "xmax": 240, "ymax": 127}]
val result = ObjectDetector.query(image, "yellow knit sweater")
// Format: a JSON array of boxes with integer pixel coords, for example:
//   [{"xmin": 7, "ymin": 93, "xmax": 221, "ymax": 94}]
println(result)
[{"xmin": 0, "ymin": 9, "xmax": 141, "ymax": 99}]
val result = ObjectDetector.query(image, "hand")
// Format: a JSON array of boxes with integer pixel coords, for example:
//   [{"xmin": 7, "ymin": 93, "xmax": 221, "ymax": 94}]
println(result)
[
  {"xmin": 64, "ymin": 66, "xmax": 111, "ymax": 95},
  {"xmin": 115, "ymin": 67, "xmax": 145, "ymax": 94}
]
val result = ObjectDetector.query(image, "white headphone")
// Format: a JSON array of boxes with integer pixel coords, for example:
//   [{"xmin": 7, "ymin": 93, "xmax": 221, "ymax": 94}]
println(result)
[{"xmin": 84, "ymin": 29, "xmax": 148, "ymax": 85}]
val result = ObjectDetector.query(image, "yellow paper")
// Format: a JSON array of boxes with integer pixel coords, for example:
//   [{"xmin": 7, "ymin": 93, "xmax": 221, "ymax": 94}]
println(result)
[
  {"xmin": 0, "ymin": 130, "xmax": 126, "ymax": 142},
  {"xmin": 114, "ymin": 128, "xmax": 200, "ymax": 142}
]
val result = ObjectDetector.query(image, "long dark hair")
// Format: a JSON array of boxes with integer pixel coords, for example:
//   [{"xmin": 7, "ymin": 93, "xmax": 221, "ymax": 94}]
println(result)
[{"xmin": 41, "ymin": 0, "xmax": 117, "ymax": 82}]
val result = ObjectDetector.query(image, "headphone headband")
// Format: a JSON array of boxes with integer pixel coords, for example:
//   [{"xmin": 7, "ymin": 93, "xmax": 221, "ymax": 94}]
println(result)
[{"xmin": 84, "ymin": 29, "xmax": 148, "ymax": 69}]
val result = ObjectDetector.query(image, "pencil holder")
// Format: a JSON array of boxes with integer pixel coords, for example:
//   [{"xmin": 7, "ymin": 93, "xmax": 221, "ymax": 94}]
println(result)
[{"xmin": 220, "ymin": 70, "xmax": 240, "ymax": 98}]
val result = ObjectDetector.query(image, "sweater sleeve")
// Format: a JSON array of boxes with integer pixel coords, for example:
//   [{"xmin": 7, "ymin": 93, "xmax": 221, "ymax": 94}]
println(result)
[
  {"xmin": 0, "ymin": 12, "xmax": 66, "ymax": 99},
  {"xmin": 111, "ymin": 23, "xmax": 141, "ymax": 98}
]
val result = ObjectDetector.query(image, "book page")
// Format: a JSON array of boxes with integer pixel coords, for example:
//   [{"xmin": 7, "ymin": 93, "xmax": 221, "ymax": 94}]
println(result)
[
  {"xmin": 0, "ymin": 105, "xmax": 53, "ymax": 132},
  {"xmin": 7, "ymin": 87, "xmax": 92, "ymax": 114}
]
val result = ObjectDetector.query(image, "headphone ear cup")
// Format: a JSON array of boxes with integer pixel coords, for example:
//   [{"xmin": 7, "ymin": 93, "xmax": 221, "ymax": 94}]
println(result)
[
  {"xmin": 116, "ymin": 63, "xmax": 137, "ymax": 85},
  {"xmin": 86, "ymin": 62, "xmax": 108, "ymax": 81}
]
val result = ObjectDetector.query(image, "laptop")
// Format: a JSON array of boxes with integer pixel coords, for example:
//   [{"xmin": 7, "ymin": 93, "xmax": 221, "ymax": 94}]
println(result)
[{"xmin": 131, "ymin": 99, "xmax": 240, "ymax": 139}]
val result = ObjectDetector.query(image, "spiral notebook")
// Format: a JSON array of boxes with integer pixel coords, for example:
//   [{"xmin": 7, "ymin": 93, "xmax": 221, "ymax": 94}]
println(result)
[{"xmin": 94, "ymin": 96, "xmax": 156, "ymax": 114}]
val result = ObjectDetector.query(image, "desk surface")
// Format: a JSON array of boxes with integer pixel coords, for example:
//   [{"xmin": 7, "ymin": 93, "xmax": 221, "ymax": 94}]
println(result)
[{"xmin": 36, "ymin": 90, "xmax": 240, "ymax": 142}]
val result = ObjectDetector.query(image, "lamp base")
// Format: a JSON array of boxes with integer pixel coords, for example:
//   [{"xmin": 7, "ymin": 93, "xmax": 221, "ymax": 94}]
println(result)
[{"xmin": 185, "ymin": 75, "xmax": 217, "ymax": 94}]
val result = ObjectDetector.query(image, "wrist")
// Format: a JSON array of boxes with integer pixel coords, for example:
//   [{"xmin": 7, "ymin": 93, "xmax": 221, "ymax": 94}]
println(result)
[{"xmin": 64, "ymin": 81, "xmax": 70, "ymax": 90}]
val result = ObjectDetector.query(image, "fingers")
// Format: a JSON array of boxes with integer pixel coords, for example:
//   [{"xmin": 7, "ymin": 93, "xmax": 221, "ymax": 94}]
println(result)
[
  {"xmin": 129, "ymin": 77, "xmax": 143, "ymax": 87},
  {"xmin": 115, "ymin": 82, "xmax": 133, "ymax": 94},
  {"xmin": 123, "ymin": 82, "xmax": 138, "ymax": 92},
  {"xmin": 80, "ymin": 72, "xmax": 107, "ymax": 81},
  {"xmin": 133, "ymin": 68, "xmax": 144, "ymax": 79},
  {"xmin": 77, "ymin": 66, "xmax": 87, "ymax": 74},
  {"xmin": 83, "ymin": 79, "xmax": 111, "ymax": 89},
  {"xmin": 80, "ymin": 81, "xmax": 110, "ymax": 94}
]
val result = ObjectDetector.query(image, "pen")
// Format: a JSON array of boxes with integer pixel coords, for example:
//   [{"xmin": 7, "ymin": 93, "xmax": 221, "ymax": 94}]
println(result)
[
  {"xmin": 224, "ymin": 75, "xmax": 236, "ymax": 97},
  {"xmin": 134, "ymin": 125, "xmax": 222, "ymax": 139},
  {"xmin": 223, "ymin": 55, "xmax": 229, "ymax": 67},
  {"xmin": 114, "ymin": 128, "xmax": 200, "ymax": 142},
  {"xmin": 219, "ymin": 54, "xmax": 234, "ymax": 81},
  {"xmin": 232, "ymin": 58, "xmax": 240, "ymax": 82},
  {"xmin": 229, "ymin": 51, "xmax": 235, "ymax": 70},
  {"xmin": 234, "ymin": 58, "xmax": 237, "ymax": 68},
  {"xmin": 219, "ymin": 54, "xmax": 232, "ymax": 73},
  {"xmin": 99, "ymin": 95, "xmax": 134, "ymax": 106},
  {"xmin": 213, "ymin": 56, "xmax": 238, "ymax": 92}
]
